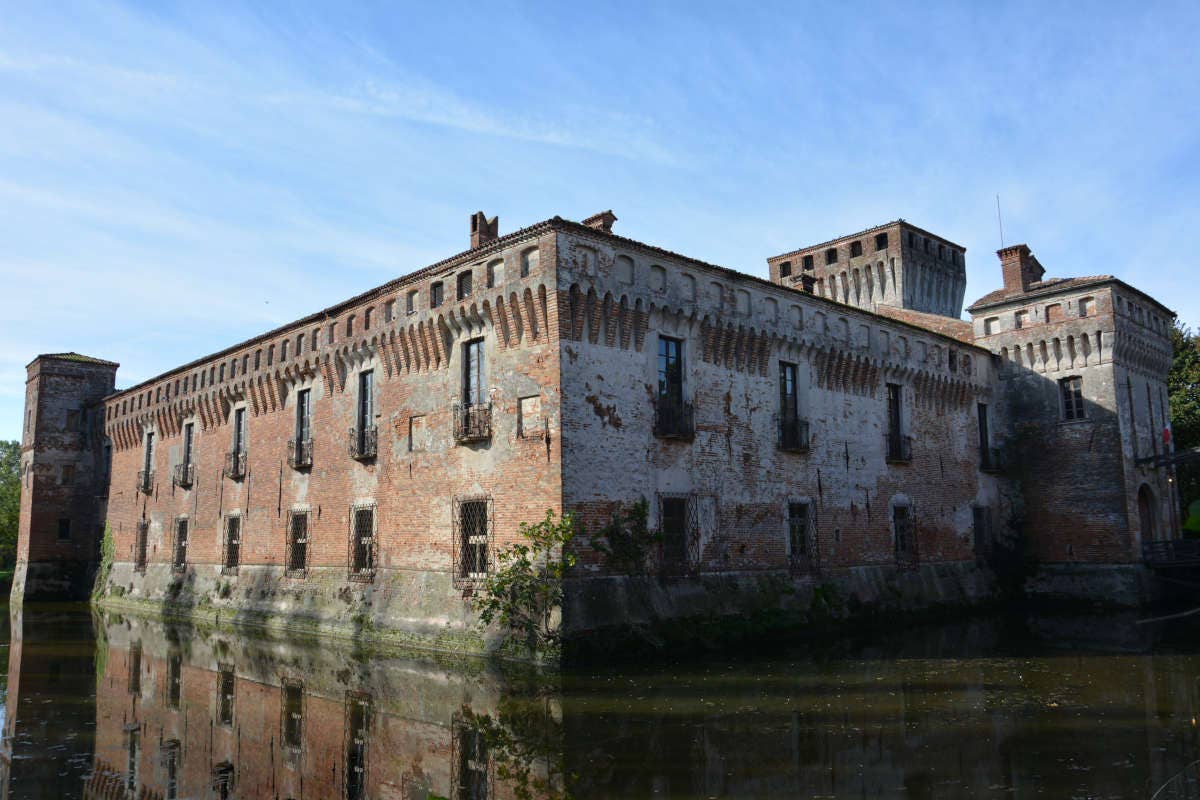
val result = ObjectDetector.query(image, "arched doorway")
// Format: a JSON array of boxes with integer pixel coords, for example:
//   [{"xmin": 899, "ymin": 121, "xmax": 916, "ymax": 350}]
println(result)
[{"xmin": 1138, "ymin": 484, "xmax": 1158, "ymax": 541}]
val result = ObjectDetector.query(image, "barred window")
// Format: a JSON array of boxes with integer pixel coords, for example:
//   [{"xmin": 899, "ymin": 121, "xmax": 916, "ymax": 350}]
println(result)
[
  {"xmin": 167, "ymin": 653, "xmax": 182, "ymax": 709},
  {"xmin": 212, "ymin": 762, "xmax": 234, "ymax": 800},
  {"xmin": 223, "ymin": 516, "xmax": 241, "ymax": 573},
  {"xmin": 659, "ymin": 496, "xmax": 688, "ymax": 572},
  {"xmin": 128, "ymin": 641, "xmax": 142, "ymax": 694},
  {"xmin": 287, "ymin": 510, "xmax": 309, "ymax": 575},
  {"xmin": 282, "ymin": 681, "xmax": 304, "ymax": 751},
  {"xmin": 163, "ymin": 739, "xmax": 180, "ymax": 800},
  {"xmin": 454, "ymin": 497, "xmax": 491, "ymax": 581},
  {"xmin": 350, "ymin": 505, "xmax": 376, "ymax": 578},
  {"xmin": 217, "ymin": 666, "xmax": 235, "ymax": 726},
  {"xmin": 135, "ymin": 521, "xmax": 149, "ymax": 572},
  {"xmin": 893, "ymin": 503, "xmax": 917, "ymax": 566},
  {"xmin": 345, "ymin": 694, "xmax": 371, "ymax": 800},
  {"xmin": 173, "ymin": 517, "xmax": 188, "ymax": 572},
  {"xmin": 453, "ymin": 715, "xmax": 491, "ymax": 800},
  {"xmin": 787, "ymin": 501, "xmax": 814, "ymax": 570}
]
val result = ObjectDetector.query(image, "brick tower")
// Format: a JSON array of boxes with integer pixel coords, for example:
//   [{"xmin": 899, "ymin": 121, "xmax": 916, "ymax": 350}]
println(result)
[{"xmin": 13, "ymin": 353, "xmax": 118, "ymax": 601}]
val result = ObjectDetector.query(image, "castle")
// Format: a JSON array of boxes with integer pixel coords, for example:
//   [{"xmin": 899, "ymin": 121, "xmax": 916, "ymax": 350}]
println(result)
[{"xmin": 13, "ymin": 210, "xmax": 1180, "ymax": 657}]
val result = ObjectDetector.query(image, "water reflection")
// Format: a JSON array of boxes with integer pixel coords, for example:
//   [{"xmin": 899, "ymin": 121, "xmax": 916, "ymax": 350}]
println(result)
[{"xmin": 2, "ymin": 606, "xmax": 1200, "ymax": 798}]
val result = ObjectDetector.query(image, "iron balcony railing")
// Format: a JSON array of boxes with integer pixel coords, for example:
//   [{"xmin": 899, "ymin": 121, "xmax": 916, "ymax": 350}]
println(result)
[
  {"xmin": 348, "ymin": 426, "xmax": 378, "ymax": 460},
  {"xmin": 172, "ymin": 462, "xmax": 194, "ymax": 489},
  {"xmin": 778, "ymin": 417, "xmax": 811, "ymax": 452},
  {"xmin": 137, "ymin": 469, "xmax": 154, "ymax": 495},
  {"xmin": 287, "ymin": 438, "xmax": 313, "ymax": 470},
  {"xmin": 980, "ymin": 446, "xmax": 1005, "ymax": 474},
  {"xmin": 885, "ymin": 433, "xmax": 913, "ymax": 463},
  {"xmin": 223, "ymin": 449, "xmax": 247, "ymax": 480},
  {"xmin": 453, "ymin": 402, "xmax": 493, "ymax": 443},
  {"xmin": 654, "ymin": 399, "xmax": 695, "ymax": 440}
]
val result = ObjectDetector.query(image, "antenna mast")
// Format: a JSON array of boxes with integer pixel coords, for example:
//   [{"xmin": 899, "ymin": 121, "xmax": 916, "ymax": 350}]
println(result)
[{"xmin": 996, "ymin": 194, "xmax": 1005, "ymax": 248}]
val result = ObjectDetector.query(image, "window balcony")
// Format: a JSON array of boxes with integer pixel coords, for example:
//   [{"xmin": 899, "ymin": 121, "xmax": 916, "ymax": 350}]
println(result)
[
  {"xmin": 778, "ymin": 417, "xmax": 811, "ymax": 453},
  {"xmin": 348, "ymin": 426, "xmax": 378, "ymax": 460},
  {"xmin": 137, "ymin": 469, "xmax": 154, "ymax": 495},
  {"xmin": 885, "ymin": 433, "xmax": 912, "ymax": 463},
  {"xmin": 171, "ymin": 462, "xmax": 194, "ymax": 489},
  {"xmin": 287, "ymin": 438, "xmax": 313, "ymax": 470},
  {"xmin": 223, "ymin": 450, "xmax": 247, "ymax": 480},
  {"xmin": 654, "ymin": 399, "xmax": 694, "ymax": 440},
  {"xmin": 453, "ymin": 402, "xmax": 493, "ymax": 444}
]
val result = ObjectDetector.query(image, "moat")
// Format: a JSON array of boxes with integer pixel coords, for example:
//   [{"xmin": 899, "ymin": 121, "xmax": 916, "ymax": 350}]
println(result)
[{"xmin": 2, "ymin": 604, "xmax": 1199, "ymax": 799}]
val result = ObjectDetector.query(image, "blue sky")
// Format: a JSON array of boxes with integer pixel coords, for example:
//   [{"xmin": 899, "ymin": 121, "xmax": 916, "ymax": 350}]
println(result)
[{"xmin": 2, "ymin": 1, "xmax": 1198, "ymax": 440}]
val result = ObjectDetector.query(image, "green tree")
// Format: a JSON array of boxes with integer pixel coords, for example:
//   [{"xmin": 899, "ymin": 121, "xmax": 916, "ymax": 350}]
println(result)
[
  {"xmin": 472, "ymin": 510, "xmax": 577, "ymax": 655},
  {"xmin": 1168, "ymin": 321, "xmax": 1200, "ymax": 524},
  {"xmin": 0, "ymin": 440, "xmax": 20, "ymax": 569}
]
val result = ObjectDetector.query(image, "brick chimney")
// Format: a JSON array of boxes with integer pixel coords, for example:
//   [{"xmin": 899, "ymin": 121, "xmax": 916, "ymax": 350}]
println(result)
[
  {"xmin": 582, "ymin": 210, "xmax": 617, "ymax": 233},
  {"xmin": 998, "ymin": 244, "xmax": 1044, "ymax": 294},
  {"xmin": 470, "ymin": 211, "xmax": 499, "ymax": 249}
]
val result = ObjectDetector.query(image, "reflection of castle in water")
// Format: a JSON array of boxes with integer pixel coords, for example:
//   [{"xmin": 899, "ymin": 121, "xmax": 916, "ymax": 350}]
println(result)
[{"xmin": 4, "ymin": 606, "xmax": 1200, "ymax": 798}]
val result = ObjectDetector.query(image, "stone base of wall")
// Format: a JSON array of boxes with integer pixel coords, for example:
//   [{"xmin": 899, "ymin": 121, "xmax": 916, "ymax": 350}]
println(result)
[
  {"xmin": 10, "ymin": 560, "xmax": 95, "ymax": 602},
  {"xmin": 1023, "ymin": 563, "xmax": 1161, "ymax": 607},
  {"xmin": 562, "ymin": 561, "xmax": 996, "ymax": 660},
  {"xmin": 95, "ymin": 562, "xmax": 518, "ymax": 662}
]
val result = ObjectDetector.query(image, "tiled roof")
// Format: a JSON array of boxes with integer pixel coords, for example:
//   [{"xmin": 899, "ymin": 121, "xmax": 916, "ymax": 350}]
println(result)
[
  {"xmin": 39, "ymin": 352, "xmax": 119, "ymax": 366},
  {"xmin": 871, "ymin": 306, "xmax": 975, "ymax": 344},
  {"xmin": 967, "ymin": 275, "xmax": 1114, "ymax": 311}
]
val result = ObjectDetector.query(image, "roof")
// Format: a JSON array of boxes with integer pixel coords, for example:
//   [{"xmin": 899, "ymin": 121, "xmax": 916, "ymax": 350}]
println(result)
[
  {"xmin": 106, "ymin": 214, "xmax": 996, "ymax": 400},
  {"xmin": 871, "ymin": 306, "xmax": 975, "ymax": 344},
  {"xmin": 967, "ymin": 275, "xmax": 1175, "ymax": 316},
  {"xmin": 29, "ymin": 352, "xmax": 120, "ymax": 368},
  {"xmin": 768, "ymin": 219, "xmax": 966, "ymax": 263}
]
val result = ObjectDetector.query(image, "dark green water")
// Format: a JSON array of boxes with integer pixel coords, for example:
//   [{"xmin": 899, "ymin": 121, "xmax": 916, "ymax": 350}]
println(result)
[{"xmin": 2, "ymin": 604, "xmax": 1199, "ymax": 799}]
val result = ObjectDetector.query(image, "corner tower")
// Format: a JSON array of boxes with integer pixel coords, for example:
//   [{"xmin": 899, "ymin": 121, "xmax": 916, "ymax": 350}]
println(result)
[{"xmin": 13, "ymin": 353, "xmax": 118, "ymax": 601}]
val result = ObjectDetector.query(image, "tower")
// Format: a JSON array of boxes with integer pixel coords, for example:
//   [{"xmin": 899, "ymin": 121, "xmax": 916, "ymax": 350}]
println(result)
[{"xmin": 13, "ymin": 353, "xmax": 118, "ymax": 601}]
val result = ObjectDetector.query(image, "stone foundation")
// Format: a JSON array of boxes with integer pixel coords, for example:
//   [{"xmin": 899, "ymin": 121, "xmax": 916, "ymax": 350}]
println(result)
[
  {"xmin": 1023, "ymin": 563, "xmax": 1160, "ymax": 607},
  {"xmin": 10, "ymin": 559, "xmax": 94, "ymax": 602}
]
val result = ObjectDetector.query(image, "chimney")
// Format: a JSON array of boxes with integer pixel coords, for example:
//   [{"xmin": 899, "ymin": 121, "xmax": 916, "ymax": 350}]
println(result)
[
  {"xmin": 997, "ymin": 243, "xmax": 1044, "ymax": 294},
  {"xmin": 582, "ymin": 210, "xmax": 617, "ymax": 233},
  {"xmin": 470, "ymin": 211, "xmax": 499, "ymax": 249}
]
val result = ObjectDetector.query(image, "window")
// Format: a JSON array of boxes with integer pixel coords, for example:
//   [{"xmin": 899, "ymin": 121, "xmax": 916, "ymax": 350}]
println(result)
[
  {"xmin": 294, "ymin": 388, "xmax": 311, "ymax": 449},
  {"xmin": 223, "ymin": 515, "xmax": 241, "ymax": 573},
  {"xmin": 825, "ymin": 248, "xmax": 837, "ymax": 265},
  {"xmin": 850, "ymin": 240, "xmax": 863, "ymax": 258},
  {"xmin": 520, "ymin": 247, "xmax": 538, "ymax": 277},
  {"xmin": 1046, "ymin": 303, "xmax": 1063, "ymax": 323},
  {"xmin": 659, "ymin": 496, "xmax": 688, "ymax": 573},
  {"xmin": 182, "ymin": 422, "xmax": 194, "ymax": 467},
  {"xmin": 364, "ymin": 307, "xmax": 373, "ymax": 330},
  {"xmin": 431, "ymin": 281, "xmax": 444, "ymax": 308},
  {"xmin": 127, "ymin": 730, "xmax": 140, "ymax": 794},
  {"xmin": 802, "ymin": 254, "xmax": 814, "ymax": 271},
  {"xmin": 463, "ymin": 338, "xmax": 486, "ymax": 407},
  {"xmin": 66, "ymin": 409, "xmax": 80, "ymax": 431},
  {"xmin": 875, "ymin": 232, "xmax": 888, "ymax": 251},
  {"xmin": 352, "ymin": 371, "xmax": 376, "ymax": 459},
  {"xmin": 518, "ymin": 395, "xmax": 542, "ymax": 439},
  {"xmin": 384, "ymin": 300, "xmax": 394, "ymax": 322},
  {"xmin": 787, "ymin": 501, "xmax": 815, "ymax": 572},
  {"xmin": 454, "ymin": 716, "xmax": 490, "ymax": 800},
  {"xmin": 232, "ymin": 408, "xmax": 246, "ymax": 454},
  {"xmin": 282, "ymin": 681, "xmax": 304, "ymax": 752},
  {"xmin": 778, "ymin": 361, "xmax": 806, "ymax": 451},
  {"xmin": 655, "ymin": 336, "xmax": 691, "ymax": 437},
  {"xmin": 346, "ymin": 695, "xmax": 371, "ymax": 800},
  {"xmin": 142, "ymin": 431, "xmax": 156, "ymax": 489},
  {"xmin": 984, "ymin": 317, "xmax": 999, "ymax": 335},
  {"xmin": 57, "ymin": 518, "xmax": 71, "ymax": 541},
  {"xmin": 217, "ymin": 666, "xmax": 235, "ymax": 726},
  {"xmin": 1014, "ymin": 310, "xmax": 1028, "ymax": 329},
  {"xmin": 135, "ymin": 521, "xmax": 149, "ymax": 572},
  {"xmin": 977, "ymin": 403, "xmax": 994, "ymax": 470},
  {"xmin": 128, "ymin": 642, "xmax": 142, "ymax": 694},
  {"xmin": 487, "ymin": 259, "xmax": 504, "ymax": 288},
  {"xmin": 455, "ymin": 497, "xmax": 490, "ymax": 580},
  {"xmin": 163, "ymin": 739, "xmax": 180, "ymax": 800},
  {"xmin": 886, "ymin": 383, "xmax": 910, "ymax": 462},
  {"xmin": 167, "ymin": 653, "xmax": 182, "ymax": 709},
  {"xmin": 457, "ymin": 271, "xmax": 472, "ymax": 300},
  {"xmin": 287, "ymin": 510, "xmax": 308, "ymax": 575},
  {"xmin": 1079, "ymin": 297, "xmax": 1093, "ymax": 318},
  {"xmin": 406, "ymin": 290, "xmax": 417, "ymax": 314},
  {"xmin": 350, "ymin": 505, "xmax": 376, "ymax": 578},
  {"xmin": 60, "ymin": 465, "xmax": 74, "ymax": 485},
  {"xmin": 1060, "ymin": 376, "xmax": 1085, "ymax": 420},
  {"xmin": 779, "ymin": 261, "xmax": 792, "ymax": 278},
  {"xmin": 212, "ymin": 763, "xmax": 234, "ymax": 800},
  {"xmin": 893, "ymin": 503, "xmax": 917, "ymax": 566},
  {"xmin": 173, "ymin": 517, "xmax": 188, "ymax": 572}
]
